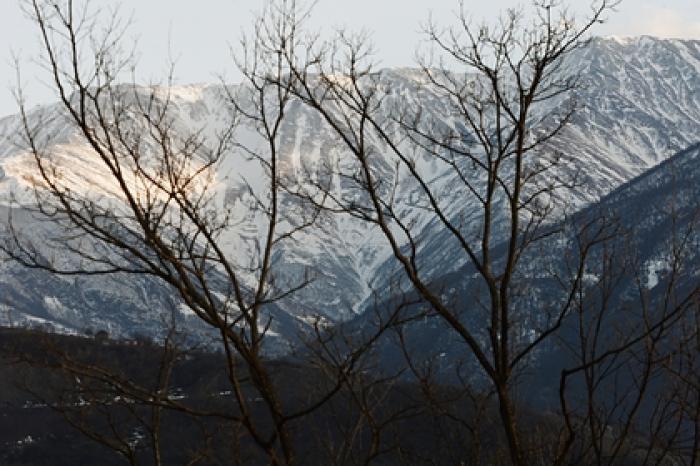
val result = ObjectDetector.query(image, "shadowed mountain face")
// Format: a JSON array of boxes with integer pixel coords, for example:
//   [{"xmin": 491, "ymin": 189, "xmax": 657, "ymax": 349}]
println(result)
[
  {"xmin": 350, "ymin": 143, "xmax": 700, "ymax": 387},
  {"xmin": 0, "ymin": 36, "xmax": 698, "ymax": 348}
]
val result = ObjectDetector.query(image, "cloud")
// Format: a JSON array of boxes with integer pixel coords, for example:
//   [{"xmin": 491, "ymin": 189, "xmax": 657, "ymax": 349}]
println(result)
[
  {"xmin": 643, "ymin": 6, "xmax": 700, "ymax": 38},
  {"xmin": 613, "ymin": 4, "xmax": 700, "ymax": 39}
]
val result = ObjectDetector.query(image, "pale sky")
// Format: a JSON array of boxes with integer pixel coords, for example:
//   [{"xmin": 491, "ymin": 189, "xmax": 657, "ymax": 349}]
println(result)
[{"xmin": 1, "ymin": 0, "xmax": 699, "ymax": 117}]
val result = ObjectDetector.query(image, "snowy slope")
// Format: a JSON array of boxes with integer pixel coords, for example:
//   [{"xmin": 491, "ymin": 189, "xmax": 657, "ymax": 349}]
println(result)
[
  {"xmin": 0, "ymin": 36, "xmax": 697, "ymax": 346},
  {"xmin": 367, "ymin": 36, "xmax": 700, "ymax": 290}
]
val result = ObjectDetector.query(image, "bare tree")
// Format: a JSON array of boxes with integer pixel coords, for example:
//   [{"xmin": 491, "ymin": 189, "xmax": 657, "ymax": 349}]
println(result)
[
  {"xmin": 257, "ymin": 1, "xmax": 618, "ymax": 463},
  {"xmin": 3, "ymin": 0, "xmax": 700, "ymax": 464},
  {"xmin": 555, "ymin": 176, "xmax": 700, "ymax": 465},
  {"xmin": 0, "ymin": 1, "xmax": 395, "ymax": 464},
  {"xmin": 247, "ymin": 0, "xmax": 700, "ymax": 464}
]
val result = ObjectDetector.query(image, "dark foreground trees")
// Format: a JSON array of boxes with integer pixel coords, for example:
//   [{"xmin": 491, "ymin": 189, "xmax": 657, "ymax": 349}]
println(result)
[
  {"xmin": 1, "ymin": 0, "xmax": 699, "ymax": 465},
  {"xmin": 258, "ymin": 0, "xmax": 700, "ymax": 464},
  {"xmin": 2, "ymin": 0, "xmax": 393, "ymax": 464}
]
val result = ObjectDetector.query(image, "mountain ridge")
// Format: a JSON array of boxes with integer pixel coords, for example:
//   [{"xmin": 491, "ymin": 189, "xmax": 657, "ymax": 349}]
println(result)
[{"xmin": 0, "ymin": 36, "xmax": 698, "ymax": 347}]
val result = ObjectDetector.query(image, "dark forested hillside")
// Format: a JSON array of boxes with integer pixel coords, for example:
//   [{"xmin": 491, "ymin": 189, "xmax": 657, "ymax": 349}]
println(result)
[{"xmin": 0, "ymin": 328, "xmax": 507, "ymax": 465}]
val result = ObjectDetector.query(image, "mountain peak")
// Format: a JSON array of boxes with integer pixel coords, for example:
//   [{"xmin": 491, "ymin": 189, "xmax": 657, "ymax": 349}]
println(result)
[
  {"xmin": 603, "ymin": 35, "xmax": 642, "ymax": 45},
  {"xmin": 597, "ymin": 34, "xmax": 699, "ymax": 47}
]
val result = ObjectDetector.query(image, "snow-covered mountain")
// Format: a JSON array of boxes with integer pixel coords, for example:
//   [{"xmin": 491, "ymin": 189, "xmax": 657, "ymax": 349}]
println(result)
[
  {"xmin": 0, "ymin": 36, "xmax": 697, "ymax": 346},
  {"xmin": 555, "ymin": 36, "xmax": 700, "ymax": 191}
]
